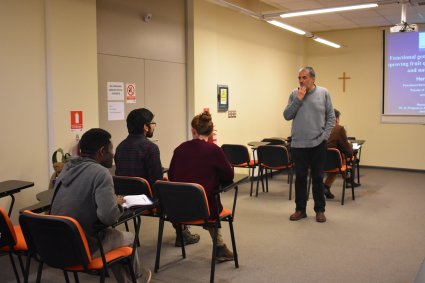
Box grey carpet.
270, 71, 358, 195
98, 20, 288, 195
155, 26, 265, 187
2, 168, 425, 283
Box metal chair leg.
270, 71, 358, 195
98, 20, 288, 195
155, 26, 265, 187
265, 169, 269, 192
154, 218, 165, 273
127, 257, 137, 283
288, 167, 293, 200
341, 172, 346, 205
351, 169, 356, 201
9, 253, 21, 283
63, 270, 70, 283
249, 167, 255, 196
228, 218, 239, 268
73, 272, 79, 283
23, 254, 31, 283
210, 222, 219, 283
178, 225, 186, 258
35, 262, 43, 283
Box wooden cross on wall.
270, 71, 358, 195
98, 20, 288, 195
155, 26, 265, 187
338, 72, 351, 92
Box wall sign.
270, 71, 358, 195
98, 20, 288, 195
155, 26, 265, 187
126, 83, 136, 103
70, 111, 83, 131
107, 82, 124, 101
108, 102, 125, 121
217, 85, 229, 112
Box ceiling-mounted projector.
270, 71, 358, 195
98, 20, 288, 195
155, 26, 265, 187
390, 21, 418, 33
389, 2, 419, 33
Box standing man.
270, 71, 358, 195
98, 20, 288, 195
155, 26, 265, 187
115, 108, 200, 246
50, 128, 151, 283
283, 67, 335, 223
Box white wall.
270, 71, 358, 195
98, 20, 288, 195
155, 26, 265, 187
190, 0, 306, 148
0, 0, 98, 221
307, 28, 425, 170
0, 0, 47, 221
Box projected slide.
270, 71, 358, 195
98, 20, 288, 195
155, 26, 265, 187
386, 32, 425, 115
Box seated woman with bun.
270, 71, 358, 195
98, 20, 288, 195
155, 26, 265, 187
168, 111, 235, 262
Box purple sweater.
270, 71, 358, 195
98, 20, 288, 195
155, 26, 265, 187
168, 139, 234, 217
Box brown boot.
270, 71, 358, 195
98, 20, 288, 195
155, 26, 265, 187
216, 244, 234, 263
175, 228, 200, 247
289, 211, 307, 221
316, 212, 326, 223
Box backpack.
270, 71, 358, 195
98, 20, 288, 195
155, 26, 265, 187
48, 148, 72, 189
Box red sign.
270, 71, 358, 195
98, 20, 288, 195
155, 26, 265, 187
126, 83, 136, 103
71, 111, 83, 131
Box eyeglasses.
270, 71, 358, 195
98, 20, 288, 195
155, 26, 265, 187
150, 122, 157, 126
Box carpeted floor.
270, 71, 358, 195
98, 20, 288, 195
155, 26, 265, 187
2, 167, 425, 283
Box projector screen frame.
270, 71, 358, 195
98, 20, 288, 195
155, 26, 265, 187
382, 27, 425, 124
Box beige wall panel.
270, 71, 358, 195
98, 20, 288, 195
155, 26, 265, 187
0, 0, 47, 220
45, 0, 99, 152
145, 61, 187, 168
192, 1, 305, 148
97, 0, 185, 63
307, 28, 425, 170
97, 0, 187, 169
97, 54, 145, 151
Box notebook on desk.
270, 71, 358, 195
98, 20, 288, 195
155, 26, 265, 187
122, 194, 153, 209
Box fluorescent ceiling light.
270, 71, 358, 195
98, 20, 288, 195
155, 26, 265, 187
313, 37, 341, 48
280, 3, 378, 18
267, 20, 306, 35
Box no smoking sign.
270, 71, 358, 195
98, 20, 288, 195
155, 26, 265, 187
126, 83, 136, 103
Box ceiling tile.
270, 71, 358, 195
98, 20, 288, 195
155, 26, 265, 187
214, 0, 425, 32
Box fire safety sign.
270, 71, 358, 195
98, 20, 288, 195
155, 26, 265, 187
71, 111, 83, 131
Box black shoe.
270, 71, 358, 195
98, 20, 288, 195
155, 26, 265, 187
324, 191, 335, 199
324, 187, 335, 199
175, 228, 200, 247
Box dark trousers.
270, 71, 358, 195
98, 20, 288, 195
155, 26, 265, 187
291, 141, 327, 213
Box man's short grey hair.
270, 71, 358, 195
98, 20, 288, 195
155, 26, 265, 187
299, 66, 316, 78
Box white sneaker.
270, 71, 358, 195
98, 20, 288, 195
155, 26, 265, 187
137, 267, 152, 283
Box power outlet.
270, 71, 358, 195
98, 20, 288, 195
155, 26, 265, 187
228, 110, 237, 118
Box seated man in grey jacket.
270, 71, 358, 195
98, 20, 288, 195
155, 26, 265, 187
50, 128, 150, 283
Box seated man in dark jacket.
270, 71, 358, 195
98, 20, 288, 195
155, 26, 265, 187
324, 109, 353, 199
115, 108, 199, 247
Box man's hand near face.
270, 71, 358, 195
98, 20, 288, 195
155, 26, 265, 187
297, 86, 307, 101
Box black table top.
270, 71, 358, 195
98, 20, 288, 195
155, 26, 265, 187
0, 180, 34, 197
247, 141, 270, 149
216, 173, 248, 194
20, 189, 54, 214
